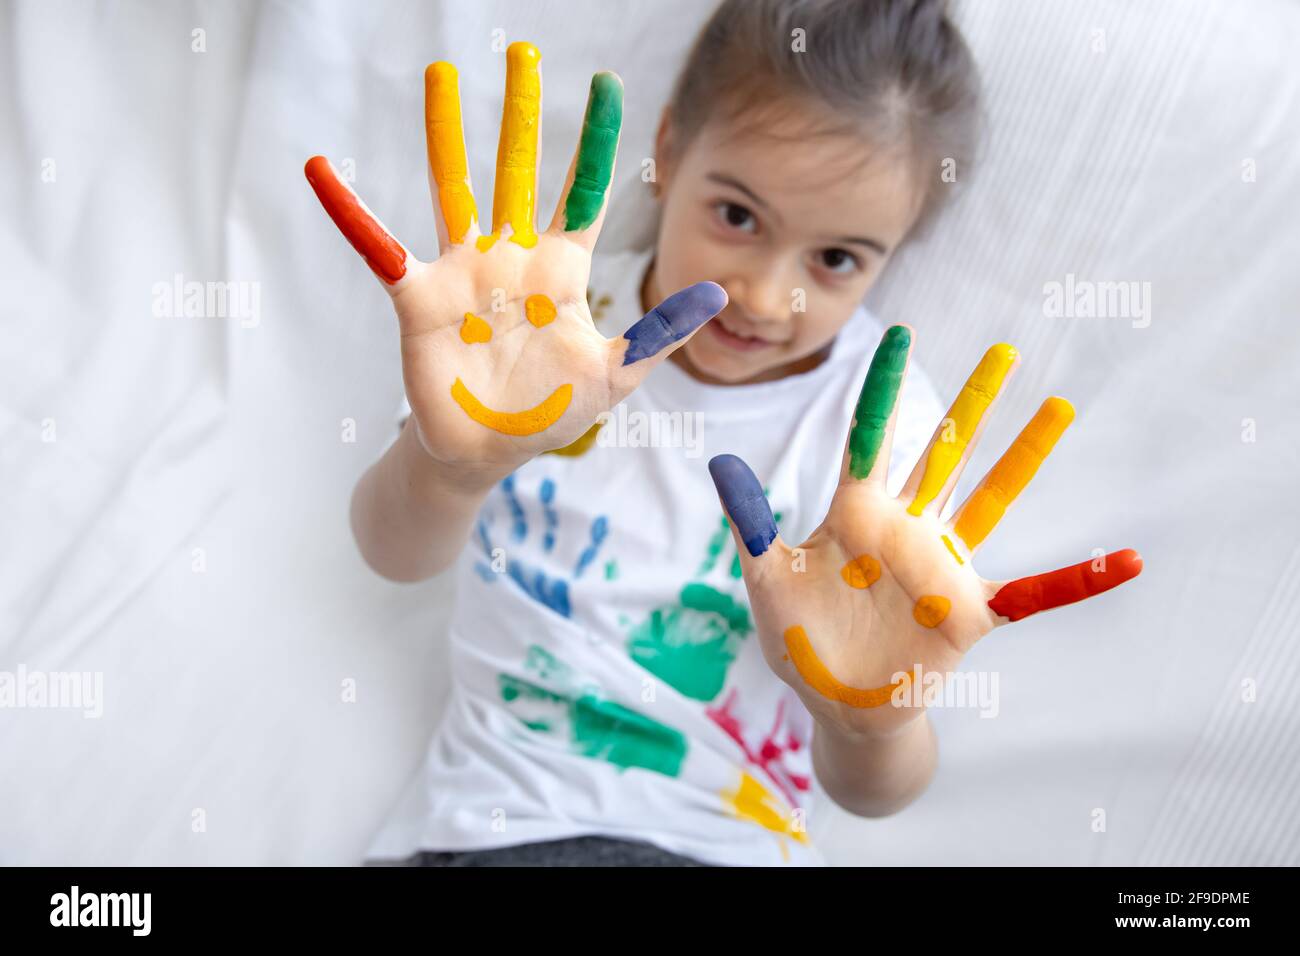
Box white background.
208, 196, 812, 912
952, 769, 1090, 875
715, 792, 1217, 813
1, 0, 1297, 865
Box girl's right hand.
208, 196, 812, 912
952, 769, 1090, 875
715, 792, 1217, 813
305, 42, 725, 486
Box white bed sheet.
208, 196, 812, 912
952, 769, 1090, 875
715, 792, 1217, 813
1, 0, 1297, 865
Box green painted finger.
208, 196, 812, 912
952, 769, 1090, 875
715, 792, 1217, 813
563, 72, 623, 231
848, 325, 910, 480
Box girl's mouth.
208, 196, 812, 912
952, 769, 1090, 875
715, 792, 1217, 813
708, 319, 773, 352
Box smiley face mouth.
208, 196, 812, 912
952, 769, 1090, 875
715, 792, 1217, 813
450, 377, 573, 436
783, 625, 911, 708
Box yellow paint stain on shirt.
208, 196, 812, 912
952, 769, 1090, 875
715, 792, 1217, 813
908, 343, 1017, 517
487, 42, 540, 249
840, 554, 882, 589
459, 312, 492, 344
450, 378, 571, 436
525, 294, 557, 327
424, 62, 478, 244
954, 396, 1075, 550
912, 595, 952, 628
720, 771, 809, 862
544, 420, 603, 457
783, 625, 911, 708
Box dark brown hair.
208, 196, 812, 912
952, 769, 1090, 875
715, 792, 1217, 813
665, 0, 982, 234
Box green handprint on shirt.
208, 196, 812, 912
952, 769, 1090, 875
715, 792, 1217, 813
624, 496, 781, 702
498, 645, 687, 777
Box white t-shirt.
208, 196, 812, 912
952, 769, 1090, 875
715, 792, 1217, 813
366, 248, 943, 866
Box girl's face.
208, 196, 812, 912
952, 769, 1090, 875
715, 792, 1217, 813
647, 107, 924, 385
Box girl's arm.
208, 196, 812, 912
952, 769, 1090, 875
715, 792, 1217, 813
812, 713, 937, 817
350, 418, 500, 582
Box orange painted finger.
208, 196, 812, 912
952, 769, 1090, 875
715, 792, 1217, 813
424, 61, 479, 246
951, 397, 1075, 552
304, 156, 409, 285
988, 549, 1143, 623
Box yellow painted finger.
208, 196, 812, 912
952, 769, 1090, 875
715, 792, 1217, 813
425, 62, 478, 245
952, 396, 1074, 551
480, 41, 541, 251
907, 343, 1017, 517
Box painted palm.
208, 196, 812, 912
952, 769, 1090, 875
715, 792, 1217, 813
709, 325, 1144, 738
303, 42, 725, 476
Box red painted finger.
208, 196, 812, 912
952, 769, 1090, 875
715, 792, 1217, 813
304, 156, 408, 284
989, 548, 1143, 622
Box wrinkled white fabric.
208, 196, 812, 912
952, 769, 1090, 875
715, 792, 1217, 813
1, 0, 1297, 865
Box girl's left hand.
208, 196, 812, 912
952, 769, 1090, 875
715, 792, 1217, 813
708, 325, 1143, 740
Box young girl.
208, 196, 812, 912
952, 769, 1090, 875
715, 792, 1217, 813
306, 0, 1141, 867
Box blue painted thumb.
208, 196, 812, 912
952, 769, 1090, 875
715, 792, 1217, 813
622, 281, 727, 365
708, 454, 777, 558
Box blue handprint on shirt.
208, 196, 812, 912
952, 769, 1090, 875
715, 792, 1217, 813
474, 474, 608, 618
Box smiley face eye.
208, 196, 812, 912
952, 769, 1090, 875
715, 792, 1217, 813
460, 312, 492, 344
460, 294, 558, 346
525, 294, 557, 328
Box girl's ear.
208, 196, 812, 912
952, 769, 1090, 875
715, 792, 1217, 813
651, 108, 677, 199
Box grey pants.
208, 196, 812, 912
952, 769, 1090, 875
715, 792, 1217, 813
378, 835, 710, 867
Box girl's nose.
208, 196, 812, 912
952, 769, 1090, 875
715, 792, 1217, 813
727, 260, 796, 326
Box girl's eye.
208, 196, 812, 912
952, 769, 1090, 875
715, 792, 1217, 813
715, 201, 757, 234
818, 247, 861, 275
